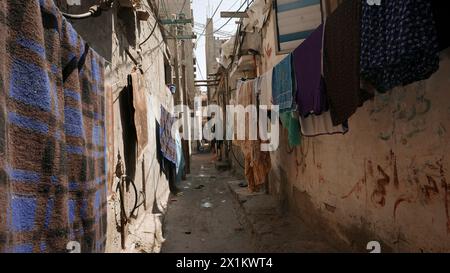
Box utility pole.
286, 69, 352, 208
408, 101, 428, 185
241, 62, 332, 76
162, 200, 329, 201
181, 39, 191, 175
169, 17, 191, 176
171, 24, 182, 105
205, 18, 214, 103
224, 70, 230, 161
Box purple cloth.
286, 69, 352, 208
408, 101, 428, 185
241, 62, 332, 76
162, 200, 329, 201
293, 24, 328, 117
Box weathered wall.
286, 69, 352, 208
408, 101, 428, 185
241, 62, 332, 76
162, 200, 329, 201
259, 9, 450, 252
57, 0, 172, 252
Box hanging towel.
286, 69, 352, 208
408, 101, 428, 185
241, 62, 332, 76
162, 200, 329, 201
160, 106, 177, 165
272, 54, 294, 113
323, 0, 363, 126
236, 80, 271, 192
0, 0, 107, 253
293, 24, 328, 117
280, 112, 301, 147
299, 111, 348, 137
175, 131, 185, 184
360, 0, 440, 93
255, 68, 273, 106
130, 72, 149, 159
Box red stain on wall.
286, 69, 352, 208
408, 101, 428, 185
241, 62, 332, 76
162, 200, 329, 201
367, 160, 374, 177
265, 44, 272, 58
422, 175, 440, 200
342, 179, 365, 200
371, 165, 390, 207
391, 151, 399, 189
393, 197, 413, 220
437, 160, 450, 233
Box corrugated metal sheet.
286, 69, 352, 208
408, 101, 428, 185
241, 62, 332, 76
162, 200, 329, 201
275, 0, 322, 52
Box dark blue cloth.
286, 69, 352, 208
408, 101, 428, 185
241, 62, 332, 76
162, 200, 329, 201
272, 54, 295, 113
360, 0, 440, 93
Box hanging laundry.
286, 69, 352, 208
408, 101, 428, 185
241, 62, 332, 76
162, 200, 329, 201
323, 0, 365, 126
299, 112, 348, 137
130, 72, 149, 159
160, 106, 177, 165
255, 67, 273, 106
175, 131, 185, 184
236, 80, 271, 192
293, 24, 328, 117
360, 0, 440, 93
280, 112, 301, 147
272, 54, 295, 113
0, 0, 107, 252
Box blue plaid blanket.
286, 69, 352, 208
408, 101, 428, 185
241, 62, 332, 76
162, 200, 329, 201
0, 0, 107, 253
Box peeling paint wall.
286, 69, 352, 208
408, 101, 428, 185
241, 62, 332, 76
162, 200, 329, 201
57, 1, 173, 252
258, 8, 450, 252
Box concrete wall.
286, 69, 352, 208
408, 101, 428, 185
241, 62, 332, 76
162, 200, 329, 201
257, 8, 450, 252
57, 0, 173, 252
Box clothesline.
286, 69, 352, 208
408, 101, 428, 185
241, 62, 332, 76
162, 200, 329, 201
236, 0, 447, 147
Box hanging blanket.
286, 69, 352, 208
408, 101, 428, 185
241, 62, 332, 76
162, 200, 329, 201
293, 24, 328, 117
360, 0, 440, 92
272, 54, 294, 113
160, 106, 177, 165
323, 0, 363, 126
0, 0, 107, 253
236, 80, 271, 192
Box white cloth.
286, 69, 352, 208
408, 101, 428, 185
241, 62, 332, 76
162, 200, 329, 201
243, 0, 271, 32
256, 68, 273, 106
299, 111, 348, 137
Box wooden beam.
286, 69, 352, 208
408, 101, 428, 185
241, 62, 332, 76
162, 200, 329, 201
195, 84, 219, 87
195, 80, 220, 83
220, 11, 248, 18
160, 18, 193, 25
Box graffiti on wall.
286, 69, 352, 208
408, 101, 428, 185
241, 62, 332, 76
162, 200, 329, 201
339, 152, 449, 233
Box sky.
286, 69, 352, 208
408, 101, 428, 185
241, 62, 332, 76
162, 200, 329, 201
192, 0, 248, 87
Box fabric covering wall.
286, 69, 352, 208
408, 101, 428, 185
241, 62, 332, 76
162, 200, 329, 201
0, 0, 107, 253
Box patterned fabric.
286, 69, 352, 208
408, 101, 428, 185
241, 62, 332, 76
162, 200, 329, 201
272, 54, 294, 113
360, 0, 440, 93
0, 0, 107, 253
160, 106, 177, 165
236, 80, 271, 192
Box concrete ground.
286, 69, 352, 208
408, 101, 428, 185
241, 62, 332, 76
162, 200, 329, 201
161, 152, 255, 253
161, 153, 342, 253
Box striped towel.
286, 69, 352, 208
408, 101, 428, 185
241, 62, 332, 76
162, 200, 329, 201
0, 0, 107, 253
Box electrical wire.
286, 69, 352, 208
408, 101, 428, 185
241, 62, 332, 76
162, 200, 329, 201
61, 0, 114, 19
178, 0, 188, 15
138, 10, 159, 48
194, 0, 254, 48
194, 52, 206, 80
194, 0, 225, 46
213, 0, 254, 34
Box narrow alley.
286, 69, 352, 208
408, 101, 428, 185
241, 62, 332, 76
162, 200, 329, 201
162, 152, 343, 253
162, 152, 255, 253
1, 0, 450, 260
